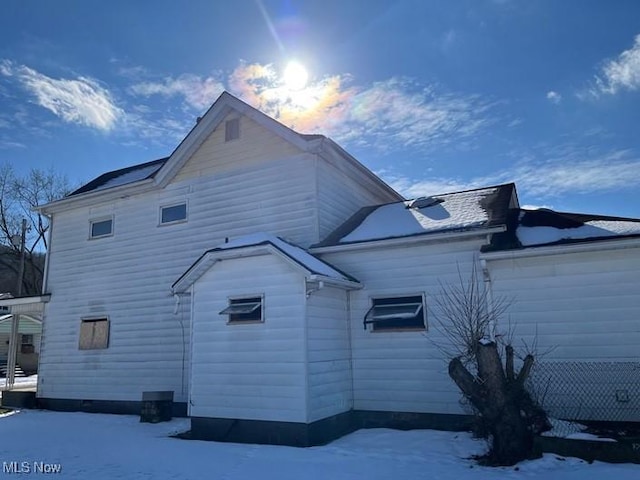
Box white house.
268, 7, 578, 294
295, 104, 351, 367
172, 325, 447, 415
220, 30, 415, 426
28, 92, 640, 445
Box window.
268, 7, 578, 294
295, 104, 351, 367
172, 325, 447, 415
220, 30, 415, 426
20, 334, 34, 354
90, 218, 113, 238
220, 296, 263, 323
225, 118, 240, 142
79, 318, 110, 350
160, 203, 187, 224
364, 295, 426, 331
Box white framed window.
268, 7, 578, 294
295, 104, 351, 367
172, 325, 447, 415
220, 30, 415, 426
364, 294, 426, 332
89, 217, 113, 239
225, 118, 240, 142
79, 317, 110, 350
220, 296, 263, 324
160, 202, 187, 225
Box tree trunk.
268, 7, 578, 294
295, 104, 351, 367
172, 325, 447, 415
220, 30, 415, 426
448, 341, 543, 466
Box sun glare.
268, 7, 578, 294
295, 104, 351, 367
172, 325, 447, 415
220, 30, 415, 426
283, 61, 308, 91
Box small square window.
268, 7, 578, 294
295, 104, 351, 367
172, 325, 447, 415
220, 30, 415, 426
364, 295, 426, 331
90, 218, 113, 238
225, 118, 240, 142
160, 203, 187, 224
220, 297, 263, 323
20, 334, 34, 354
79, 318, 110, 350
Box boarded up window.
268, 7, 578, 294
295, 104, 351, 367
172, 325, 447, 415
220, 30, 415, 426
79, 318, 110, 350
225, 118, 240, 142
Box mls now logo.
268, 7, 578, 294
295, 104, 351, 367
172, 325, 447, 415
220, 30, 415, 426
3, 461, 62, 474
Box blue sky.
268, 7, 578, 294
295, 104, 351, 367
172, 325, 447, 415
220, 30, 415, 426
1, 0, 639, 217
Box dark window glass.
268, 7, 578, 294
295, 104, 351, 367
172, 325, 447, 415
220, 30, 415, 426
364, 295, 425, 331
161, 204, 187, 224
91, 219, 113, 238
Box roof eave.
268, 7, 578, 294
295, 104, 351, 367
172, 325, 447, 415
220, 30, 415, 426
37, 178, 156, 214
310, 226, 506, 254
480, 236, 640, 260
321, 138, 404, 201
172, 242, 353, 293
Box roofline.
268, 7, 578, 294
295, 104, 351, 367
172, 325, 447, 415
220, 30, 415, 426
0, 294, 51, 308
320, 138, 404, 201
519, 207, 640, 223
480, 236, 640, 260
310, 226, 506, 254
172, 242, 359, 293
37, 178, 156, 214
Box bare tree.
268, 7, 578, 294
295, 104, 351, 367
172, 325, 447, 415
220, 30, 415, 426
432, 263, 550, 466
0, 164, 71, 295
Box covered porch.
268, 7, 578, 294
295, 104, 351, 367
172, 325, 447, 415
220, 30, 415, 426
0, 295, 49, 393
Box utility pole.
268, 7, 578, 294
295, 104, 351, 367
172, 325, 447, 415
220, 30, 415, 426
5, 219, 27, 390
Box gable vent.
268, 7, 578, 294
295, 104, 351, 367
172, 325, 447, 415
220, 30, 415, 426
225, 118, 240, 142
407, 196, 444, 209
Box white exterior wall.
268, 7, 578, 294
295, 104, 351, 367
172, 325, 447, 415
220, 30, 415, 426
321, 238, 486, 415
305, 286, 352, 422
486, 245, 640, 422
315, 156, 399, 240
189, 254, 307, 423
40, 115, 316, 404
486, 246, 640, 361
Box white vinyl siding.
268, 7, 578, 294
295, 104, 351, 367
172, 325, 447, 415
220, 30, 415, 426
321, 239, 485, 415
306, 286, 353, 422
486, 246, 640, 362
189, 254, 306, 422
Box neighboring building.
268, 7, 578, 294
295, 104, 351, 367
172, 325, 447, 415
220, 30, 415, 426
35, 92, 640, 446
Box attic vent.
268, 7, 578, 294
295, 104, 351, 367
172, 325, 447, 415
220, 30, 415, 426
225, 118, 240, 142
407, 196, 444, 209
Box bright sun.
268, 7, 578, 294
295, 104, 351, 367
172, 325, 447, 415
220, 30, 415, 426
283, 61, 308, 91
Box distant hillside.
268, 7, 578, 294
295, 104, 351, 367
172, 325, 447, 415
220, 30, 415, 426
0, 245, 45, 296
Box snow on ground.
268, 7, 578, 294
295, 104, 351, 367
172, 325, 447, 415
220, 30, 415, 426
0, 410, 639, 479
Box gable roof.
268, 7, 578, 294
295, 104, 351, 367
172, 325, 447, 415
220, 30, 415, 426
484, 208, 640, 252
313, 183, 516, 248
41, 91, 399, 211
172, 233, 360, 293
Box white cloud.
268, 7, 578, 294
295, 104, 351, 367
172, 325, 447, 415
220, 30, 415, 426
123, 62, 494, 152
546, 91, 562, 104
384, 150, 640, 200
130, 74, 225, 109
593, 34, 640, 95
228, 63, 494, 152
0, 60, 122, 131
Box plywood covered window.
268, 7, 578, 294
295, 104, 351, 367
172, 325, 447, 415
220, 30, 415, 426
79, 318, 110, 350
364, 295, 426, 331
220, 296, 263, 324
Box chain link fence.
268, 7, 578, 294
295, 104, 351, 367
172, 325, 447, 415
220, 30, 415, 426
528, 361, 640, 436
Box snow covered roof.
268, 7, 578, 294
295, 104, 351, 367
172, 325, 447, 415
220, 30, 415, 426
69, 157, 168, 196
314, 183, 516, 247
173, 233, 358, 292
484, 208, 640, 251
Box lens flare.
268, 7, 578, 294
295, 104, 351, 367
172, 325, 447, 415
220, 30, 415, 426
283, 61, 308, 91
